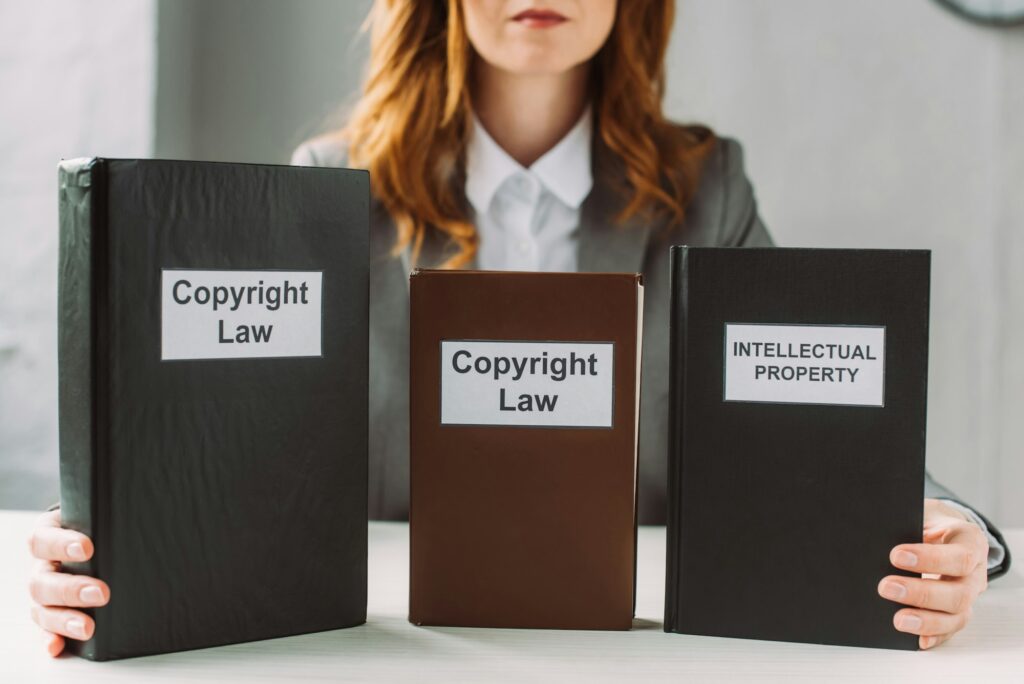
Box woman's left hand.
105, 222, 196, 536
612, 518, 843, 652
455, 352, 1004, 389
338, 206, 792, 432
878, 498, 989, 649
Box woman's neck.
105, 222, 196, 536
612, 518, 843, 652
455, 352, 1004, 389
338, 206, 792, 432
471, 59, 591, 168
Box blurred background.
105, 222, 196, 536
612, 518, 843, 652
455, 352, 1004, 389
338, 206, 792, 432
1, 0, 1022, 526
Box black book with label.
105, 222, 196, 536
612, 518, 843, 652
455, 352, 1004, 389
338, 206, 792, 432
665, 247, 929, 650
57, 158, 368, 660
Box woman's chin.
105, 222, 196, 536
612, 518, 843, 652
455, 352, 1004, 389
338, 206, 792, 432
487, 52, 583, 78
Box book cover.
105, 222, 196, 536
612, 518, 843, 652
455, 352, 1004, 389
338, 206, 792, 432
665, 247, 928, 650
57, 158, 368, 660
409, 270, 643, 630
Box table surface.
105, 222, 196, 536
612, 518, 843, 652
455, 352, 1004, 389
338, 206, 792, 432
1, 512, 1021, 682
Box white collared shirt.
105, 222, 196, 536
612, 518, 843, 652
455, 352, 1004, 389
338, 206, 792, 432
465, 107, 593, 271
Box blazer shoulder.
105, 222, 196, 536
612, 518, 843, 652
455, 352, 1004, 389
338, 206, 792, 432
697, 133, 749, 210
290, 132, 350, 168
658, 123, 745, 198
671, 125, 743, 185
662, 123, 773, 247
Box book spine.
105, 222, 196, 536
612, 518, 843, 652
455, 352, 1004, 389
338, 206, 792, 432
57, 158, 109, 660
663, 246, 689, 632
632, 276, 642, 617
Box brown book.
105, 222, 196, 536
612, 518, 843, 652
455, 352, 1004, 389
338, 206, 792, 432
409, 269, 644, 630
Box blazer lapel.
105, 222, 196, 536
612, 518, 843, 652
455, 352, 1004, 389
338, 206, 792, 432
577, 138, 654, 274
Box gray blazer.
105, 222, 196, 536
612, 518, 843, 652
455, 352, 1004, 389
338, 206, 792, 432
291, 130, 1004, 559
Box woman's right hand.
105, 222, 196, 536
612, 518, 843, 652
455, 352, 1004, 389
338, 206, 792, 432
26, 508, 110, 657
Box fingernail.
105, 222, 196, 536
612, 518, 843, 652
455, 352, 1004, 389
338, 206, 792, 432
921, 635, 937, 649
80, 586, 104, 605
67, 543, 87, 561
66, 618, 87, 638
897, 614, 922, 632
894, 550, 918, 568
879, 580, 907, 600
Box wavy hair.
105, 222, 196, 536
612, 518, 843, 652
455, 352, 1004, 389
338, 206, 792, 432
342, 0, 715, 268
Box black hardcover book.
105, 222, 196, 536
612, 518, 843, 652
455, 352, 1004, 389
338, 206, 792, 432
57, 158, 368, 660
665, 247, 929, 650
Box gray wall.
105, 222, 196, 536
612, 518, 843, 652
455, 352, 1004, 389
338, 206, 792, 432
0, 0, 156, 509
667, 1, 1024, 526
2, 0, 1022, 526
155, 0, 370, 164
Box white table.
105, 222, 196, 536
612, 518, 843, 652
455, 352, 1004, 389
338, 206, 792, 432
1, 511, 1021, 682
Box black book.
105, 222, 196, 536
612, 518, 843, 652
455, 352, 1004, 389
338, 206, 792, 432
665, 247, 929, 650
57, 158, 368, 660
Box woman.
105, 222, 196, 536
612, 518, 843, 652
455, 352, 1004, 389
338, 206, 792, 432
27, 0, 1007, 656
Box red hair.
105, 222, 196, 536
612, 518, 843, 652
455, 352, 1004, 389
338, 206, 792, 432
342, 0, 715, 268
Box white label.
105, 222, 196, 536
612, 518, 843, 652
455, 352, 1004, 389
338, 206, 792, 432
724, 324, 885, 407
440, 340, 614, 428
161, 269, 323, 361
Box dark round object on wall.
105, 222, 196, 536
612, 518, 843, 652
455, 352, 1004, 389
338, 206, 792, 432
934, 0, 1024, 26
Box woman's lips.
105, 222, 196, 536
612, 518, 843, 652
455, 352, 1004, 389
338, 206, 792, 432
511, 8, 568, 28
